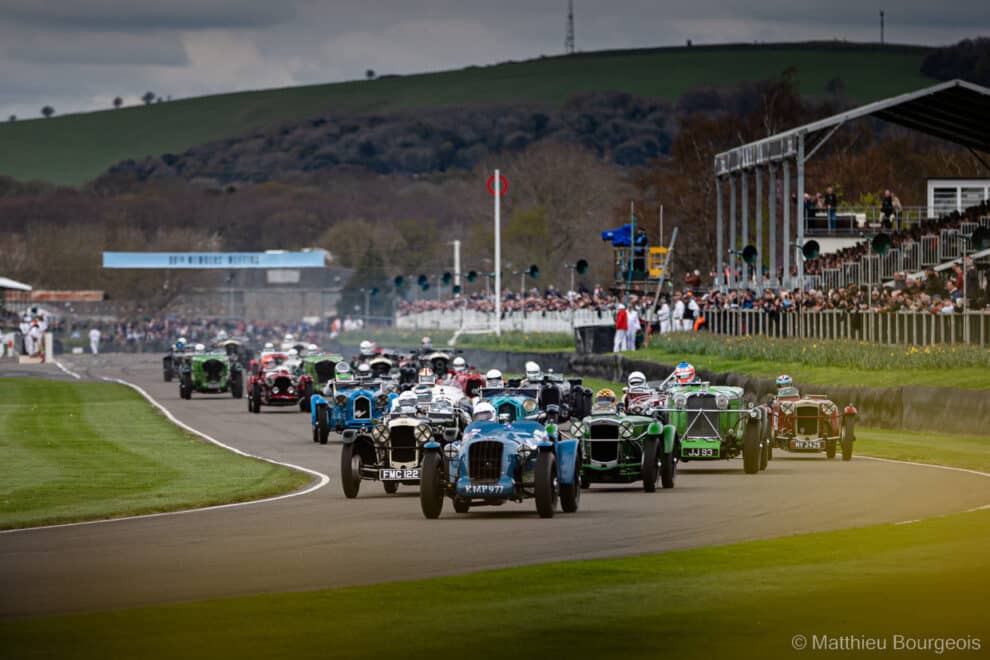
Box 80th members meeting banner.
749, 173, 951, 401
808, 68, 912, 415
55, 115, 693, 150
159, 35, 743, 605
102, 252, 327, 269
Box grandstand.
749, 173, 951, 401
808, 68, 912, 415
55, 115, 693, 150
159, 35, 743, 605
712, 79, 990, 292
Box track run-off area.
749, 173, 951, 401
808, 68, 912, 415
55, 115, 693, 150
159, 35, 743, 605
2, 354, 989, 618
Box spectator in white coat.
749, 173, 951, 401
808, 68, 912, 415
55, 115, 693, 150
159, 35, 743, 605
626, 305, 641, 351
89, 327, 101, 355
685, 293, 701, 331
672, 294, 685, 332
657, 298, 671, 334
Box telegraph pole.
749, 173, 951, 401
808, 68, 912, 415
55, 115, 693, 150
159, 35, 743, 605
565, 0, 575, 54
494, 169, 502, 337
880, 10, 885, 47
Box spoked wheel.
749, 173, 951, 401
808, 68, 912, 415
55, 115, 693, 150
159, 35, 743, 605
660, 439, 677, 489
317, 405, 330, 445
535, 451, 559, 518
340, 444, 362, 499
420, 452, 445, 519
825, 438, 837, 459
250, 386, 261, 414
560, 460, 581, 513
742, 423, 761, 474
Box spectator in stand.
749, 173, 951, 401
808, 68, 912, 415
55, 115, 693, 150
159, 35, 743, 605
626, 304, 641, 351
613, 304, 629, 352
684, 269, 702, 289
804, 193, 816, 224
824, 186, 838, 232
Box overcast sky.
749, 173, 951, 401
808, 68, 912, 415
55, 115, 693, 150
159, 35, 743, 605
1, 0, 986, 120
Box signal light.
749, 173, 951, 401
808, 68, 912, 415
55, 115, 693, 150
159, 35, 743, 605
527, 264, 539, 278
871, 234, 891, 256
466, 270, 478, 282
393, 275, 405, 289
801, 240, 821, 260
441, 272, 452, 285
575, 258, 588, 274
741, 245, 758, 264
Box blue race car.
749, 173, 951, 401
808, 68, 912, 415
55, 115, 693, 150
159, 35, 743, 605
478, 387, 544, 423
310, 379, 396, 444
419, 415, 581, 518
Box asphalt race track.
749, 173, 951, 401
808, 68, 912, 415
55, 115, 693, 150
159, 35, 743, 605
3, 354, 989, 618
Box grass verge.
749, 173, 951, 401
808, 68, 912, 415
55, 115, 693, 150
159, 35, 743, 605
3, 508, 987, 659
0, 378, 311, 530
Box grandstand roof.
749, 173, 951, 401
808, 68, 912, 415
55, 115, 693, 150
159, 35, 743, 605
715, 79, 990, 176
0, 276, 31, 292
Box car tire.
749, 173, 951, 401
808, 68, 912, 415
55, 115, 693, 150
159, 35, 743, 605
250, 385, 261, 414
759, 439, 769, 471
825, 438, 837, 459
340, 443, 362, 499
230, 372, 243, 399
580, 474, 590, 489
317, 405, 330, 445
642, 437, 661, 493
660, 440, 677, 489
311, 424, 318, 444
841, 417, 855, 462
535, 451, 558, 519
560, 460, 581, 514
742, 423, 761, 474
453, 496, 471, 514
420, 451, 445, 519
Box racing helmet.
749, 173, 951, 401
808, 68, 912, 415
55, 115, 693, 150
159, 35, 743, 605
263, 342, 274, 351
776, 374, 793, 389
452, 356, 467, 373
284, 334, 294, 342
485, 368, 503, 389
175, 337, 186, 350
524, 361, 542, 382
592, 388, 618, 414
627, 371, 647, 388
335, 362, 354, 381
473, 401, 496, 422
674, 362, 696, 384
288, 348, 299, 358
418, 367, 436, 385
194, 343, 205, 352
359, 340, 375, 356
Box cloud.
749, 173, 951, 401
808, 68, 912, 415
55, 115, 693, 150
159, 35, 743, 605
0, 0, 291, 31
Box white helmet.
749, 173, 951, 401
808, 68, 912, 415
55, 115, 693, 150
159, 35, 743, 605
485, 369, 503, 389
524, 361, 542, 382
308, 343, 318, 351
194, 343, 205, 352
473, 401, 496, 422
359, 340, 375, 356
627, 371, 646, 388
288, 348, 299, 358
284, 334, 294, 342
421, 336, 432, 348
452, 356, 467, 372
263, 342, 274, 351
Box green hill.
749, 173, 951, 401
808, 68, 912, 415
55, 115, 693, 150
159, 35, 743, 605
0, 42, 933, 186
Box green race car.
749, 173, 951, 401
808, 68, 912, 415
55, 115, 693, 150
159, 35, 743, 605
179, 351, 244, 400
662, 382, 768, 474
300, 352, 343, 387
571, 395, 679, 491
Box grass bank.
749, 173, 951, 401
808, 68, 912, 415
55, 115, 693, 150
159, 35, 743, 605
0, 378, 311, 530
4, 507, 986, 659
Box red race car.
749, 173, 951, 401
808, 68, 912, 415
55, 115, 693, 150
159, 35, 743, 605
766, 385, 857, 460
247, 352, 314, 413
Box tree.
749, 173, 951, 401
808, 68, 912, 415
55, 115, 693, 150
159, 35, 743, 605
41, 106, 54, 118
365, 69, 375, 80
113, 97, 123, 109
7, 115, 15, 122
339, 244, 390, 319
141, 91, 155, 105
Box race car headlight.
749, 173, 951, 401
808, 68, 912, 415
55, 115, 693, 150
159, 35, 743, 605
522, 398, 538, 414
781, 402, 794, 414
416, 424, 433, 444
287, 386, 295, 395
749, 407, 761, 420
673, 394, 687, 409
822, 402, 836, 415
715, 394, 729, 409
372, 424, 387, 444
619, 421, 634, 439
272, 386, 280, 394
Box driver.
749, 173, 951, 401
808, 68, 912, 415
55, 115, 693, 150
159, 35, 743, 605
775, 374, 799, 397
627, 371, 647, 389
334, 361, 355, 383
591, 388, 618, 414
472, 401, 496, 422
522, 361, 542, 386
393, 390, 419, 414
452, 356, 467, 373
673, 361, 697, 385
485, 368, 504, 389
359, 340, 376, 357
175, 337, 187, 352
421, 336, 433, 352
356, 363, 372, 380
261, 342, 275, 355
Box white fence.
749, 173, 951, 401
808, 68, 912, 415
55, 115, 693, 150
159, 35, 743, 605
397, 309, 613, 333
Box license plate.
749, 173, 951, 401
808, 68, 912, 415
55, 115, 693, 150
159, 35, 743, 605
793, 440, 822, 449
381, 468, 420, 481
683, 446, 718, 458
464, 484, 503, 496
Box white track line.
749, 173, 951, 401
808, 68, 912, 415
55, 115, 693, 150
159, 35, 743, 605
858, 455, 990, 479
52, 358, 81, 380
0, 377, 330, 535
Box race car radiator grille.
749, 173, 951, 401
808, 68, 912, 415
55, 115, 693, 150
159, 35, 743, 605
389, 427, 417, 464
497, 402, 516, 422
203, 359, 224, 381
589, 423, 619, 462
314, 360, 335, 383
273, 376, 293, 392
353, 396, 372, 421
796, 407, 819, 435
468, 441, 503, 483
685, 395, 718, 438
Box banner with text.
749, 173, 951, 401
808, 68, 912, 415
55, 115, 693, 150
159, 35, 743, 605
102, 252, 326, 269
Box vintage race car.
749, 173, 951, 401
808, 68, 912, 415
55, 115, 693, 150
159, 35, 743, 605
247, 360, 313, 413
766, 387, 858, 460
511, 373, 592, 422
622, 381, 669, 416
478, 387, 544, 423
179, 351, 243, 400
660, 382, 769, 474
419, 418, 581, 518
310, 380, 397, 443
163, 346, 188, 382
214, 338, 253, 369
446, 369, 486, 398
300, 352, 343, 386
339, 396, 470, 497
571, 408, 678, 491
